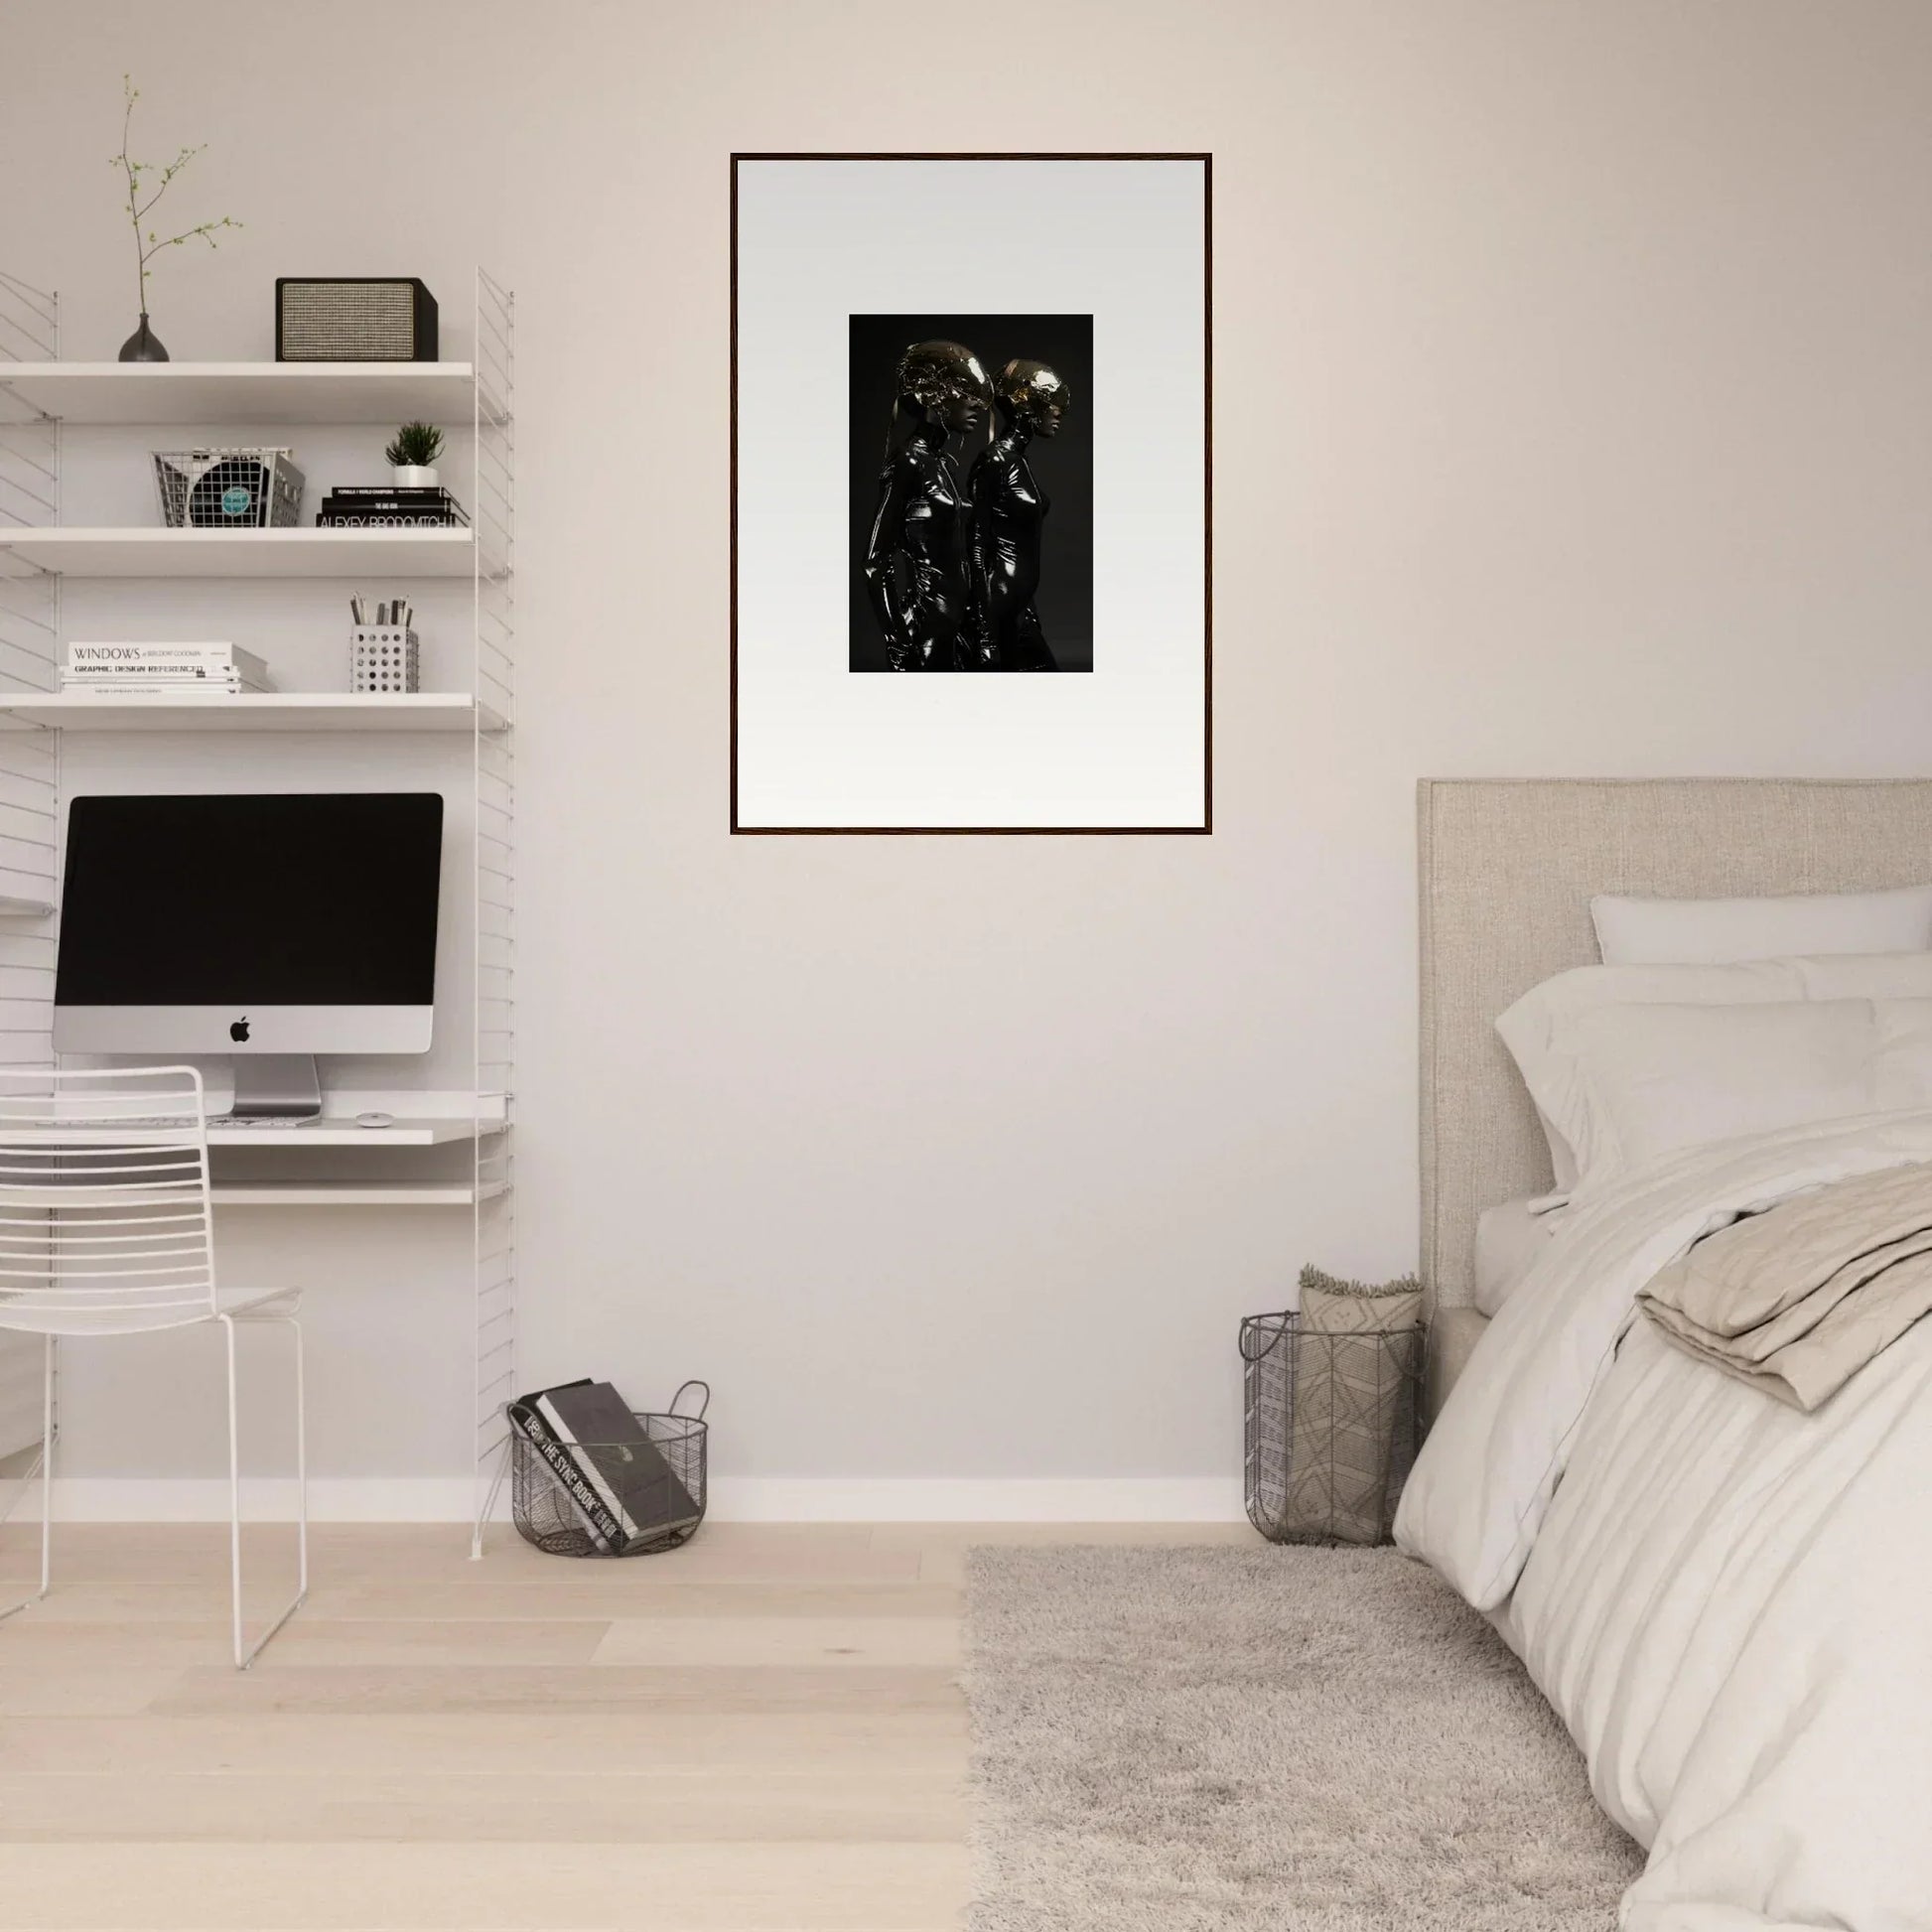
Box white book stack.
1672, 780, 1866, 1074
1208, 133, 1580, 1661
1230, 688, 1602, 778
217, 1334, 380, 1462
64, 642, 274, 696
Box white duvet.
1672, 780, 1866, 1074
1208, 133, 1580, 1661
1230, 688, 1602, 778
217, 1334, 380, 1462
1396, 1111, 1932, 1931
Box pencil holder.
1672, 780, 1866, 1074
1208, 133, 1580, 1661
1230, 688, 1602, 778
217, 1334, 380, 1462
350, 626, 420, 694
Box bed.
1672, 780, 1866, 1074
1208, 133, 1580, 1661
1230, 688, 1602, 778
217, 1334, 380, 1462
1402, 777, 1932, 1931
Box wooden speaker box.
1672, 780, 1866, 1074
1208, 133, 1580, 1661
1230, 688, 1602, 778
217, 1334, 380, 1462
275, 278, 439, 361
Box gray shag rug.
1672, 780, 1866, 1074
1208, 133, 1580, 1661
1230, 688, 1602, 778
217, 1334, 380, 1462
963, 1545, 1642, 1930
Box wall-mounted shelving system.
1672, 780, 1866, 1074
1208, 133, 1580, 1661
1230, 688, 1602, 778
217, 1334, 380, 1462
0, 266, 517, 1551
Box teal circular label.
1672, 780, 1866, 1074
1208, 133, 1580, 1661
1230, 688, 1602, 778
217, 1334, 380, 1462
220, 484, 252, 516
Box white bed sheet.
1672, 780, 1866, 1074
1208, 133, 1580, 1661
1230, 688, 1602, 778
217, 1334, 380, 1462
1399, 1111, 1932, 1929
1472, 1196, 1559, 1316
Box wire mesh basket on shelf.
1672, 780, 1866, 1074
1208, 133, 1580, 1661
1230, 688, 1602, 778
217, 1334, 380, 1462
152, 448, 305, 528
1242, 1311, 1423, 1547
508, 1381, 708, 1558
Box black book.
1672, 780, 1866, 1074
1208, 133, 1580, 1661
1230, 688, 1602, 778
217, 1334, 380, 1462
533, 1381, 703, 1551
317, 511, 469, 528
326, 484, 460, 501
319, 498, 469, 522
508, 1382, 621, 1550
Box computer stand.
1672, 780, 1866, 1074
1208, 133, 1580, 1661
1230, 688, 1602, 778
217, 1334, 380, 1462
228, 1055, 323, 1121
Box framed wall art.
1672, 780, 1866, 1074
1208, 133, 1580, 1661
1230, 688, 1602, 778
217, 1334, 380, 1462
732, 153, 1211, 834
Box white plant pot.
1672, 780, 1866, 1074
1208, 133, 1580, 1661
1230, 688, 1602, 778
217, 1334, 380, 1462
392, 466, 439, 488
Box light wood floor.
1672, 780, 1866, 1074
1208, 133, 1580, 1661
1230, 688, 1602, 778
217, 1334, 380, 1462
0, 1520, 1251, 1930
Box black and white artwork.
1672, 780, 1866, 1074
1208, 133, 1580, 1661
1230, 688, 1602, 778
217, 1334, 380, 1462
849, 315, 1093, 674
734, 154, 1208, 832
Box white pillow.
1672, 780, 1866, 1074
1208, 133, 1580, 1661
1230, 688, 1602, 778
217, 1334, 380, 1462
1591, 884, 1932, 965
1496, 953, 1932, 1198
1551, 998, 1932, 1191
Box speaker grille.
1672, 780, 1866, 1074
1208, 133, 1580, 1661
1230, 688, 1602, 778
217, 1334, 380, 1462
277, 281, 434, 360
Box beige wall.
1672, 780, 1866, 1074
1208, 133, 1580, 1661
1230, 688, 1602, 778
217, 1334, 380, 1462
6, 1, 1931, 1505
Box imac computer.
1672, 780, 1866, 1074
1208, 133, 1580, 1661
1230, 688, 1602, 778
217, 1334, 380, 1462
54, 792, 444, 1118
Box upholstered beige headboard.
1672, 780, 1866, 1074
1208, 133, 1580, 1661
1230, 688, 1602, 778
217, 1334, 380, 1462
1419, 777, 1932, 1311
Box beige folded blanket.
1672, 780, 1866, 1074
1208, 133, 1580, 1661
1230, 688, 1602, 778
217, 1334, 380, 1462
1639, 1160, 1932, 1410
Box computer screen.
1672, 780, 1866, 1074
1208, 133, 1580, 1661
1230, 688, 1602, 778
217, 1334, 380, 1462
54, 792, 444, 1055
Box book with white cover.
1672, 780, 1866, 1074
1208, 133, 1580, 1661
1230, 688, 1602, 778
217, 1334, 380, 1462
65, 661, 263, 676
61, 687, 268, 703
68, 642, 271, 685
62, 673, 267, 694
64, 675, 266, 687
63, 672, 266, 687
69, 640, 252, 657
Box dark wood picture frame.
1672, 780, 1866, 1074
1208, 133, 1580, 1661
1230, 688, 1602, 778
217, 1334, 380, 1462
730, 152, 1213, 836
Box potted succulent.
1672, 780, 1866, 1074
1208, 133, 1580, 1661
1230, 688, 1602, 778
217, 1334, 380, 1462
384, 422, 445, 489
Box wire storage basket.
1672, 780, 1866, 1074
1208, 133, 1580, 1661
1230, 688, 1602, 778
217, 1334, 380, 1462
1242, 1311, 1423, 1546
153, 448, 305, 528
508, 1381, 708, 1558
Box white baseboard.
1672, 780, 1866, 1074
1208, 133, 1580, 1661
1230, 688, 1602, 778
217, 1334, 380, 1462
32, 1478, 484, 1523
708, 1478, 1246, 1523
19, 1476, 1247, 1525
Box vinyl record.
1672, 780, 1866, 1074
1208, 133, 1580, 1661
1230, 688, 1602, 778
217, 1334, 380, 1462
187, 456, 270, 527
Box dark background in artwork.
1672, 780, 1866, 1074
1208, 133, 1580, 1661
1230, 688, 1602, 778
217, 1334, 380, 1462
849, 314, 1093, 673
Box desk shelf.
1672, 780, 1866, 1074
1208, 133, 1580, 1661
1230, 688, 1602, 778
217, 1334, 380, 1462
0, 1117, 493, 1150
0, 693, 505, 734
207, 1117, 489, 1149
211, 1179, 505, 1208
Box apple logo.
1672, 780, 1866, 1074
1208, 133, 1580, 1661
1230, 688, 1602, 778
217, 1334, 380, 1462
229, 1017, 250, 1043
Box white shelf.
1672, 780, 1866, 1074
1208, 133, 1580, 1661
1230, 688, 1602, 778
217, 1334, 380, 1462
0, 692, 504, 734
0, 360, 483, 426
0, 1118, 487, 1150
207, 1117, 484, 1149
0, 896, 53, 917
0, 527, 476, 579
211, 1180, 500, 1208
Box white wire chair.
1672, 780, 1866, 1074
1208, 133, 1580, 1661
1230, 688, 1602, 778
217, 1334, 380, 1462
0, 1065, 306, 1668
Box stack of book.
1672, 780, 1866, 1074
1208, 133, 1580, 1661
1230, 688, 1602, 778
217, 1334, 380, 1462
509, 1379, 704, 1555
64, 641, 273, 695
316, 485, 470, 529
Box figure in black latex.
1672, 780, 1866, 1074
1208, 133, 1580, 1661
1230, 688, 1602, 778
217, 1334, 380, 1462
862, 340, 992, 671
966, 358, 1069, 672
